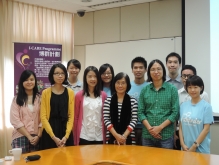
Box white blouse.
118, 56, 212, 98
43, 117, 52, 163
80, 96, 103, 141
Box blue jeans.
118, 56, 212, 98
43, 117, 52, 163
142, 136, 174, 149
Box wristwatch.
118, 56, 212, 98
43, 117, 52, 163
194, 141, 199, 147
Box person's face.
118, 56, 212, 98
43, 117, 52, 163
115, 77, 127, 94
150, 62, 163, 82
187, 85, 203, 99
132, 62, 146, 79
67, 63, 80, 78
53, 67, 65, 84
23, 74, 35, 91
166, 56, 181, 75
86, 71, 97, 88
181, 69, 194, 86
101, 67, 113, 84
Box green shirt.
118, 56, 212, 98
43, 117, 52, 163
138, 82, 179, 140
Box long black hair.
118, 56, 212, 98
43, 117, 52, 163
83, 66, 101, 97
99, 63, 115, 95
16, 70, 39, 106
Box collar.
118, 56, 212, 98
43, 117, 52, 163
67, 79, 82, 87
149, 81, 167, 90
178, 87, 187, 93
166, 74, 181, 83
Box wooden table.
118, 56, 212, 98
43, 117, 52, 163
2, 145, 219, 165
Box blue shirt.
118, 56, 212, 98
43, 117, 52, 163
66, 80, 83, 95
128, 81, 149, 128
128, 81, 149, 101
180, 99, 214, 153
103, 87, 111, 97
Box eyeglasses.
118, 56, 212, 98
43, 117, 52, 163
115, 82, 126, 86
102, 72, 112, 76
150, 68, 162, 72
181, 74, 193, 79
53, 73, 65, 76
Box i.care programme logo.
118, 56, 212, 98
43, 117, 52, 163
15, 49, 32, 70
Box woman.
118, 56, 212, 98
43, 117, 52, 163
138, 59, 179, 149
179, 75, 213, 154
40, 63, 74, 149
10, 70, 41, 153
103, 72, 138, 145
74, 66, 107, 145
99, 63, 115, 96
66, 59, 83, 94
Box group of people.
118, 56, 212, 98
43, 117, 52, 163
10, 52, 214, 155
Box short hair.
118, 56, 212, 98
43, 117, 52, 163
181, 65, 197, 75
67, 59, 81, 70
83, 66, 101, 97
16, 70, 39, 106
131, 56, 147, 69
99, 63, 115, 95
185, 75, 204, 94
112, 72, 131, 93
166, 52, 181, 64
147, 59, 166, 82
48, 63, 68, 85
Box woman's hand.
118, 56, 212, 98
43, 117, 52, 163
60, 137, 67, 147
52, 136, 62, 147
114, 133, 126, 145
30, 136, 40, 146
148, 127, 162, 139
181, 144, 189, 151
188, 144, 196, 152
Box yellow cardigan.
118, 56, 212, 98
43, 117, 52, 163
40, 87, 74, 139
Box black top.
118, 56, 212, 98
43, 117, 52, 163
40, 88, 73, 150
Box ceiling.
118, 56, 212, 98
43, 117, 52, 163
13, 0, 159, 13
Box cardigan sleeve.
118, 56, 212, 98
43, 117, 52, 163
40, 88, 55, 138
10, 97, 24, 129
64, 88, 74, 139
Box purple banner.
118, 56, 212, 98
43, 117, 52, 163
14, 43, 62, 95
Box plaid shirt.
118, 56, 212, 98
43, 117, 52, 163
138, 82, 179, 140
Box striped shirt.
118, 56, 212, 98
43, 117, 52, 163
138, 82, 179, 140
103, 96, 138, 144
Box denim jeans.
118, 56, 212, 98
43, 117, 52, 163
142, 136, 174, 149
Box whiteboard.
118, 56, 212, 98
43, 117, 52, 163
86, 37, 181, 81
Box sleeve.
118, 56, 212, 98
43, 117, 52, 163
203, 103, 214, 124
40, 89, 55, 138
167, 86, 180, 123
128, 98, 138, 131
37, 95, 42, 128
73, 92, 81, 144
138, 87, 147, 122
10, 97, 24, 129
103, 97, 113, 129
65, 88, 74, 139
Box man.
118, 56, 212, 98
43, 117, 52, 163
128, 56, 149, 145
165, 52, 183, 150
166, 52, 183, 90
178, 65, 209, 105
138, 59, 179, 149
